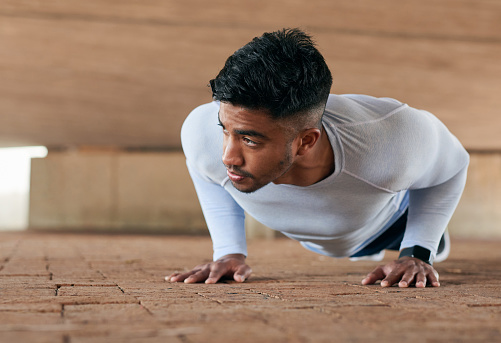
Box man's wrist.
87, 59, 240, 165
399, 246, 434, 265
219, 253, 247, 261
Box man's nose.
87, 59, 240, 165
222, 137, 243, 166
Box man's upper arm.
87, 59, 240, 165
398, 108, 469, 254
406, 109, 469, 190
181, 102, 223, 179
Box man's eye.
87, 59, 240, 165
243, 137, 257, 146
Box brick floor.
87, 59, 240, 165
0, 231, 500, 343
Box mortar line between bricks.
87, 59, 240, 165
242, 307, 312, 342
0, 257, 8, 271
246, 289, 286, 301
196, 293, 223, 305
1, 239, 21, 271
95, 269, 108, 280
55, 285, 61, 296
139, 300, 155, 316
55, 283, 119, 287
111, 280, 156, 316
44, 257, 54, 281
178, 333, 194, 343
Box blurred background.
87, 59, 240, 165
0, 0, 500, 238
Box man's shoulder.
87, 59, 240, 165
324, 94, 406, 126
182, 101, 220, 131
326, 95, 468, 190
181, 102, 225, 182
182, 101, 220, 143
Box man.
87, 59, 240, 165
167, 28, 469, 288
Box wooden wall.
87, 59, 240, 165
449, 152, 501, 239
29, 151, 206, 233
1, 1, 498, 237
1, 0, 500, 150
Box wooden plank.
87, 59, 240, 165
0, 2, 500, 149
1, 0, 500, 40
0, 17, 248, 147
314, 31, 501, 150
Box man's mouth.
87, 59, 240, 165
227, 169, 246, 182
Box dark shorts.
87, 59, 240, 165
350, 210, 408, 258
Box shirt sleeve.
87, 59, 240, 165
398, 109, 470, 256
401, 164, 468, 256
186, 162, 247, 261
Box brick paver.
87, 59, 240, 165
0, 232, 500, 342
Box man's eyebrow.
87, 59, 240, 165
234, 129, 267, 139
218, 112, 269, 139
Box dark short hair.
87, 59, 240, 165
210, 28, 333, 121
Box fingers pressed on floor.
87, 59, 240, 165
398, 269, 418, 287
235, 265, 252, 281
362, 266, 386, 285
414, 272, 427, 288
206, 270, 226, 284
185, 269, 210, 283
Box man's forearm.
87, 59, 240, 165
401, 165, 468, 254
187, 162, 248, 260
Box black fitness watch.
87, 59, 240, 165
399, 245, 434, 265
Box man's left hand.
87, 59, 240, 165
361, 257, 440, 288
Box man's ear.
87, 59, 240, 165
296, 128, 321, 156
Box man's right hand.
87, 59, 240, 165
165, 254, 252, 284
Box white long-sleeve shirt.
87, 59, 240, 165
181, 94, 469, 261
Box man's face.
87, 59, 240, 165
218, 102, 298, 193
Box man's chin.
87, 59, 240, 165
231, 180, 264, 194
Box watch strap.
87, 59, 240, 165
399, 245, 434, 265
